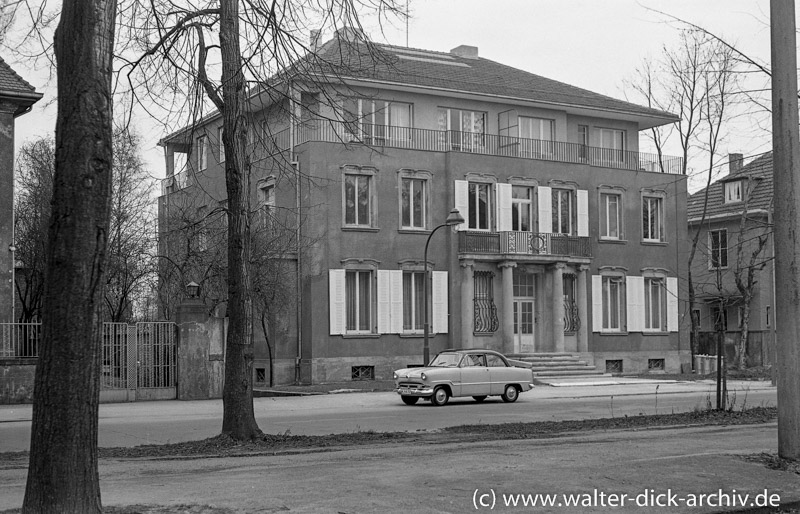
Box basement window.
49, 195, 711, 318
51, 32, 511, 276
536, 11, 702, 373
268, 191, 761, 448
351, 365, 375, 381
648, 359, 665, 372
605, 359, 623, 374
255, 368, 266, 384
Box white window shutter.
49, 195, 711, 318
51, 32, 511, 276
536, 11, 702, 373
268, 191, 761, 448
666, 277, 679, 332
592, 275, 603, 332
626, 276, 644, 332
377, 270, 391, 334
454, 180, 468, 231
577, 189, 589, 237
390, 270, 403, 334
496, 183, 513, 232
329, 269, 346, 335
538, 186, 552, 233
431, 271, 449, 334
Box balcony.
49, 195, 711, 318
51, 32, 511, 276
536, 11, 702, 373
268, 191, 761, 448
459, 231, 592, 258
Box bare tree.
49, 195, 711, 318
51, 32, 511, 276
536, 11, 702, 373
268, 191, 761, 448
22, 0, 117, 510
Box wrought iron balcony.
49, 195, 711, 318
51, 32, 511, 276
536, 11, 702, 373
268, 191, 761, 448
459, 231, 592, 258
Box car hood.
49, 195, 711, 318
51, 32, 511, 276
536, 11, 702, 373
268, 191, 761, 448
394, 367, 443, 379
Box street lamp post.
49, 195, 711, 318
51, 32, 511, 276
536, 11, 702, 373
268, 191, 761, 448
423, 208, 465, 365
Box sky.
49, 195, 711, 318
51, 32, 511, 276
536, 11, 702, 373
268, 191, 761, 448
8, 0, 780, 184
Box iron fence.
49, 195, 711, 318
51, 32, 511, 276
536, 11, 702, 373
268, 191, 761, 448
0, 323, 41, 358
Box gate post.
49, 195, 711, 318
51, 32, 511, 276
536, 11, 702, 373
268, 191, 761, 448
176, 294, 214, 400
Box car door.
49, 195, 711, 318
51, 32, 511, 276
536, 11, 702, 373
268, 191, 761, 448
458, 353, 491, 397
487, 354, 517, 395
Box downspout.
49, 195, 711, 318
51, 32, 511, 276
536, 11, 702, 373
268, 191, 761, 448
289, 82, 303, 383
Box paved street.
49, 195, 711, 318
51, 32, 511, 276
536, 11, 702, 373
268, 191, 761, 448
0, 379, 776, 452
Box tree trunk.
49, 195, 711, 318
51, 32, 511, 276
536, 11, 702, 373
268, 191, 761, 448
219, 0, 262, 440
22, 0, 116, 510
737, 299, 751, 369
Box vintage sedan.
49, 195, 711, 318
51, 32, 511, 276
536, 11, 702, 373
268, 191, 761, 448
393, 349, 535, 406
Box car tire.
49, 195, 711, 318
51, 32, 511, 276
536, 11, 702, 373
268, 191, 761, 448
501, 385, 519, 403
401, 395, 419, 406
472, 395, 487, 403
431, 386, 449, 406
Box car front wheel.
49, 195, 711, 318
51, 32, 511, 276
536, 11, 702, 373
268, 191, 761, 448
401, 395, 419, 406
501, 385, 519, 403
431, 386, 449, 406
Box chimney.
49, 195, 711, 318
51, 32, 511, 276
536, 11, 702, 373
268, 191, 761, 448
450, 45, 479, 59
310, 29, 322, 52
728, 153, 744, 174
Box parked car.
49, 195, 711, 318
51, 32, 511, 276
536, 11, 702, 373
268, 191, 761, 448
393, 349, 535, 406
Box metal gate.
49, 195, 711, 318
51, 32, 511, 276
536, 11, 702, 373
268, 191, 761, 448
101, 322, 177, 402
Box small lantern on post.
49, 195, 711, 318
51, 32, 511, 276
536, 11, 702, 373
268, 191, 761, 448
186, 281, 200, 299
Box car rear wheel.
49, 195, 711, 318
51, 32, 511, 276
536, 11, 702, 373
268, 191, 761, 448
501, 384, 519, 403
472, 396, 487, 403
401, 395, 419, 406
431, 386, 449, 406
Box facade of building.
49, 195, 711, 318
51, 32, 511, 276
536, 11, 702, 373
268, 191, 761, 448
0, 58, 42, 323
687, 153, 775, 366
158, 31, 690, 384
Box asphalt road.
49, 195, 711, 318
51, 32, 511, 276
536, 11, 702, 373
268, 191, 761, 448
0, 379, 776, 452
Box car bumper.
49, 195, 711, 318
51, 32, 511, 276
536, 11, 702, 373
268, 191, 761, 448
395, 385, 434, 397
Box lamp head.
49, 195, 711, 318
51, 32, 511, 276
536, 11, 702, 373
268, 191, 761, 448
445, 208, 465, 226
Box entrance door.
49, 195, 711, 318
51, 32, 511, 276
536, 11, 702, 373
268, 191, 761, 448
513, 299, 535, 353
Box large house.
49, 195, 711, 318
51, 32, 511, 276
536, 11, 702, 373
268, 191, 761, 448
687, 153, 775, 366
158, 29, 690, 385
0, 57, 42, 324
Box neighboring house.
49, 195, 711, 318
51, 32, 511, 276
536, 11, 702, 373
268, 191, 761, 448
687, 153, 775, 366
158, 29, 689, 385
0, 57, 42, 323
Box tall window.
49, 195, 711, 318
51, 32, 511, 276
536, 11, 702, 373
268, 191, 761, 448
600, 193, 621, 239
644, 277, 667, 331
602, 276, 623, 331
402, 271, 425, 332
218, 127, 225, 163
709, 229, 728, 269
344, 173, 371, 226
577, 125, 589, 161
596, 128, 625, 162
344, 98, 413, 142
724, 180, 743, 203
438, 108, 486, 150
259, 183, 275, 228
468, 182, 492, 230
197, 135, 207, 171
519, 117, 554, 156
401, 177, 426, 229
642, 196, 663, 242
511, 185, 533, 231
345, 270, 372, 333
552, 188, 574, 234
474, 271, 499, 333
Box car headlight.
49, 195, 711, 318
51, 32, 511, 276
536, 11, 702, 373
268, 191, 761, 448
420, 372, 427, 381
393, 372, 398, 379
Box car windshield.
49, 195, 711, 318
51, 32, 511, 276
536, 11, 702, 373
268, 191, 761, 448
428, 353, 462, 367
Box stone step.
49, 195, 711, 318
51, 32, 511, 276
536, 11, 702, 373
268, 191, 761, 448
534, 369, 610, 378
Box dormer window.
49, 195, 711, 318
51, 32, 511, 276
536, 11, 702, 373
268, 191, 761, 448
724, 180, 743, 203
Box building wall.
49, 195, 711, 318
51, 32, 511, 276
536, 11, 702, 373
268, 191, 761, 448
0, 106, 15, 322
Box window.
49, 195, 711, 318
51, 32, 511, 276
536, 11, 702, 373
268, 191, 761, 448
563, 274, 578, 333
474, 271, 499, 333
605, 359, 623, 373
766, 306, 771, 327
648, 359, 665, 371
197, 135, 207, 171
601, 275, 624, 331
711, 305, 728, 332
468, 182, 492, 230
258, 182, 275, 229
552, 188, 574, 234
642, 196, 664, 242
519, 117, 554, 156
351, 365, 375, 380
577, 125, 589, 161
644, 277, 667, 331
401, 177, 427, 229
344, 173, 372, 226
344, 98, 413, 143
438, 108, 486, 150
709, 229, 728, 269
511, 186, 533, 232
255, 368, 266, 383
218, 127, 225, 163
596, 128, 625, 162
402, 271, 425, 332
346, 270, 373, 333
724, 180, 743, 203
600, 192, 621, 239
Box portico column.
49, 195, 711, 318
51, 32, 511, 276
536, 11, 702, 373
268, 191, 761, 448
460, 260, 475, 348
553, 262, 566, 353
577, 264, 589, 353
499, 261, 517, 355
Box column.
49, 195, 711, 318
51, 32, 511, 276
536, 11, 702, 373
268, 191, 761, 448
499, 261, 516, 355
553, 262, 566, 353
577, 265, 589, 353
460, 260, 474, 348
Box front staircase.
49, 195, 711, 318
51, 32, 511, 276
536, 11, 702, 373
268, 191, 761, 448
506, 352, 609, 380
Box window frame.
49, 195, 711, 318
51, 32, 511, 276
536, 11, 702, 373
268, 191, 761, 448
342, 167, 377, 229
724, 180, 743, 203
402, 270, 426, 333
599, 191, 622, 240
437, 107, 487, 150
643, 276, 668, 332
551, 187, 575, 235
709, 228, 728, 269
595, 127, 626, 162
468, 181, 493, 231
346, 98, 414, 143
398, 170, 431, 231
511, 185, 534, 232
601, 274, 625, 332
197, 135, 208, 171
345, 269, 375, 334
257, 178, 276, 230
642, 195, 665, 243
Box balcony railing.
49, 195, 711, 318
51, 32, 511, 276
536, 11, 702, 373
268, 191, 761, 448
160, 121, 685, 195
459, 231, 592, 258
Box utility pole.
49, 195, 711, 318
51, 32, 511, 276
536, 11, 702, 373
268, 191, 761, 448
770, 0, 800, 460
